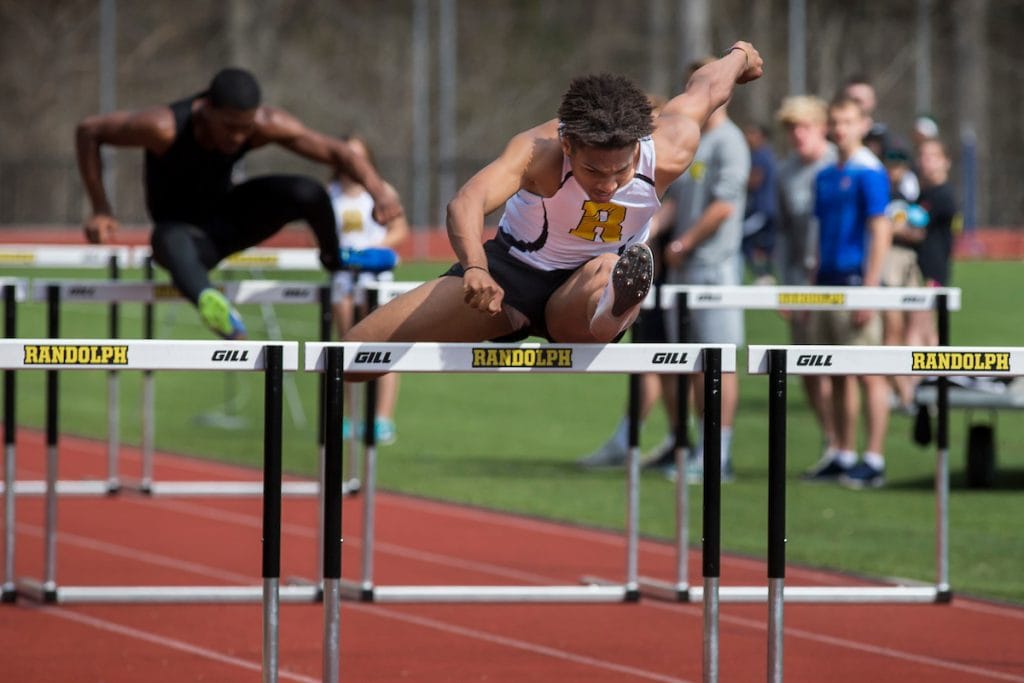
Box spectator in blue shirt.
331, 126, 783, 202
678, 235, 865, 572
804, 95, 893, 489
741, 123, 777, 283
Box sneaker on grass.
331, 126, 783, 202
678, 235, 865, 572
801, 452, 849, 482
641, 436, 680, 472
198, 288, 246, 339
682, 455, 735, 485
375, 418, 397, 446
577, 437, 627, 469
839, 461, 885, 489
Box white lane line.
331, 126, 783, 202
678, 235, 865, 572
702, 606, 1024, 683
349, 603, 691, 683
38, 607, 321, 683
14, 535, 690, 681
17, 499, 1024, 682
49, 434, 1024, 616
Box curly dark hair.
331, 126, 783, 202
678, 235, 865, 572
557, 74, 654, 149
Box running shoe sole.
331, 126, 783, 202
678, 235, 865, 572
610, 243, 654, 316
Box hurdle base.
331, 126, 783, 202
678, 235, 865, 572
0, 479, 116, 496
340, 579, 635, 604
636, 582, 946, 604
2, 584, 17, 603
119, 479, 321, 498
15, 578, 322, 604
636, 576, 694, 602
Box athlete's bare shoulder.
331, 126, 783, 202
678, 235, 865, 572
517, 119, 566, 197
249, 105, 304, 146
78, 104, 177, 155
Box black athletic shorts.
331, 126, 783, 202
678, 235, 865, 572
443, 234, 577, 341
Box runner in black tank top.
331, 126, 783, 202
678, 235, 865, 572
76, 67, 404, 339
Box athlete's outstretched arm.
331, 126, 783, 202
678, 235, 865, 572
445, 124, 553, 316
262, 108, 405, 225
652, 41, 763, 193
75, 107, 175, 243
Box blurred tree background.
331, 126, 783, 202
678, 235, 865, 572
0, 0, 1020, 236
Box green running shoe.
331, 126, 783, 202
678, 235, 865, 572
198, 288, 246, 339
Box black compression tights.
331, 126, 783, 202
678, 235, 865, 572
150, 174, 341, 303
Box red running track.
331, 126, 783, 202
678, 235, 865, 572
2, 430, 1023, 682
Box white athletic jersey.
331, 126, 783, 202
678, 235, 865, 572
497, 136, 659, 270
328, 182, 388, 250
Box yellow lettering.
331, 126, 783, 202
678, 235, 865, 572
997, 353, 1010, 371
23, 346, 38, 363
569, 201, 627, 243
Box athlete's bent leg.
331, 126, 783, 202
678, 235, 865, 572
546, 244, 652, 343
343, 276, 520, 381
222, 175, 343, 270
151, 221, 246, 338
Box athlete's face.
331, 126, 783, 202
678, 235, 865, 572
204, 106, 258, 154
563, 140, 639, 204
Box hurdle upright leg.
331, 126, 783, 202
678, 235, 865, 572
766, 350, 788, 683
261, 345, 284, 683
702, 348, 722, 683
936, 295, 951, 599
2, 284, 17, 602
322, 347, 344, 683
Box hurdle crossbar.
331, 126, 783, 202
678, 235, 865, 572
0, 244, 133, 269
25, 280, 329, 497
634, 286, 961, 607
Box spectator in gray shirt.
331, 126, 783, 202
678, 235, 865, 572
773, 95, 840, 468
648, 56, 751, 483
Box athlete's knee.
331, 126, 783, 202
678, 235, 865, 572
286, 175, 331, 208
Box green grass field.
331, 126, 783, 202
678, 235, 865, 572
3, 259, 1023, 604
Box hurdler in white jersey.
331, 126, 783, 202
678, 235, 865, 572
499, 136, 659, 271
344, 43, 763, 366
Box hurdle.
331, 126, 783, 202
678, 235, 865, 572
0, 245, 132, 493
306, 341, 735, 606
3, 339, 304, 679
630, 284, 961, 603
23, 279, 330, 498
748, 345, 1021, 682
0, 279, 28, 602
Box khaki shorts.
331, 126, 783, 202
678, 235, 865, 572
881, 245, 922, 288
810, 309, 883, 346
788, 310, 816, 345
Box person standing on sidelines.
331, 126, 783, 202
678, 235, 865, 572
880, 145, 928, 412
805, 95, 892, 489
328, 135, 409, 444
909, 138, 959, 346
741, 122, 778, 284
651, 56, 751, 483
75, 67, 403, 339
344, 44, 763, 358
772, 95, 840, 470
